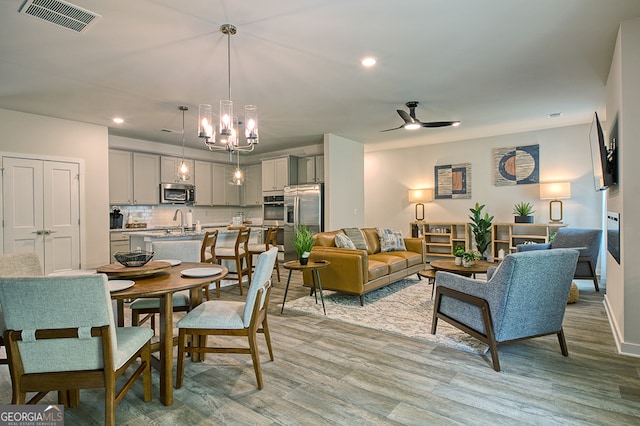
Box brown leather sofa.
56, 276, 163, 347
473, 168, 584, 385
302, 228, 425, 305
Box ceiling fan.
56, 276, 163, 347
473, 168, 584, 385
380, 101, 460, 132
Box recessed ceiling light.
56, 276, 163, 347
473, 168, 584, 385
548, 112, 563, 119
112, 117, 124, 124
361, 57, 376, 67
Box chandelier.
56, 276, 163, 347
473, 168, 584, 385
198, 24, 258, 153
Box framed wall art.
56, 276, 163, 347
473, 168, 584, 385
493, 144, 539, 186
435, 163, 471, 199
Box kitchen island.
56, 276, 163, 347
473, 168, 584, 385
129, 226, 262, 252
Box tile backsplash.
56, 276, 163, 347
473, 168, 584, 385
114, 205, 262, 229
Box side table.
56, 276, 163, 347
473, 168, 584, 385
281, 260, 331, 315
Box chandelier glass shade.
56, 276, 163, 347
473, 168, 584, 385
198, 24, 259, 153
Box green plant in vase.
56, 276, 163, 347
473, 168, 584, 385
462, 250, 480, 267
469, 202, 494, 259
513, 201, 535, 223
292, 225, 314, 265
453, 245, 465, 265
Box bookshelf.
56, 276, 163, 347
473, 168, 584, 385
492, 223, 566, 260
411, 222, 469, 258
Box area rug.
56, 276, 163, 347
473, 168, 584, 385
283, 277, 489, 355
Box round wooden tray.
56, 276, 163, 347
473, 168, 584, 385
96, 260, 171, 278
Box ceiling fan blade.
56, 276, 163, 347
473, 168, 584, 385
421, 121, 460, 128
397, 109, 414, 124
379, 125, 404, 132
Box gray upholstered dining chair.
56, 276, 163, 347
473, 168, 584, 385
176, 247, 278, 390
517, 227, 602, 291
130, 240, 201, 332
432, 249, 579, 371
0, 274, 153, 426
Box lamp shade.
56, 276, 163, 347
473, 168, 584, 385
539, 182, 571, 200
408, 188, 434, 203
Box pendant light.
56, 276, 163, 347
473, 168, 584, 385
232, 151, 244, 186
198, 24, 259, 153
177, 105, 191, 182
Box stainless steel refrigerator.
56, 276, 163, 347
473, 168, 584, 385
284, 183, 324, 261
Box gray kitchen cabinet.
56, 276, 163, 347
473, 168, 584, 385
109, 150, 133, 204
243, 164, 262, 206
194, 160, 213, 205
160, 156, 194, 184
108, 150, 159, 205
110, 232, 130, 262
262, 156, 297, 192
132, 152, 160, 205
298, 155, 324, 183
212, 163, 240, 206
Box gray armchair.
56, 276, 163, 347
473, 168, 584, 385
431, 249, 579, 371
517, 227, 602, 291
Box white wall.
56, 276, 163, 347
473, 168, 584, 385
324, 134, 364, 230
365, 124, 601, 235
605, 17, 640, 356
0, 108, 109, 268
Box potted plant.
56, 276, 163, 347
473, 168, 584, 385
513, 201, 535, 223
453, 245, 465, 266
469, 202, 494, 259
292, 225, 314, 265
462, 250, 480, 267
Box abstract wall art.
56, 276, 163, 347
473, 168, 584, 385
493, 144, 539, 186
435, 163, 471, 199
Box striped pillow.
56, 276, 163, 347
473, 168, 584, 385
342, 228, 369, 251
335, 233, 356, 249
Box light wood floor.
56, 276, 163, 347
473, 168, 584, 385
1, 270, 639, 425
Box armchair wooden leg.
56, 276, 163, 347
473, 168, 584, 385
557, 328, 569, 356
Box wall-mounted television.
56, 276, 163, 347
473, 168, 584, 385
589, 112, 618, 191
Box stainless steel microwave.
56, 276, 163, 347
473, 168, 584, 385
159, 183, 195, 204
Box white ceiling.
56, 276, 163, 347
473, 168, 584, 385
1, 0, 639, 154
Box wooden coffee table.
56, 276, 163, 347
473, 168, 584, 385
430, 259, 496, 278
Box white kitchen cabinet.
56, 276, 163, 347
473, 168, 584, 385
109, 150, 159, 205
160, 156, 194, 184
298, 155, 324, 183
109, 150, 133, 204
243, 164, 262, 206
194, 160, 213, 205
262, 156, 297, 192
212, 163, 240, 205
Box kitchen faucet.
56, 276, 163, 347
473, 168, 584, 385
173, 208, 184, 233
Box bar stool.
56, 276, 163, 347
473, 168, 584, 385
216, 227, 251, 296
248, 226, 281, 282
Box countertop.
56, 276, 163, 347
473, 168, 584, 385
110, 222, 265, 233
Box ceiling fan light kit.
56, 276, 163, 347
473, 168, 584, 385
381, 101, 460, 132
198, 24, 259, 154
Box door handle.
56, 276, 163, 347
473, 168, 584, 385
32, 230, 44, 235
43, 230, 56, 235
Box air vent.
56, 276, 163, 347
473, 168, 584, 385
19, 0, 101, 33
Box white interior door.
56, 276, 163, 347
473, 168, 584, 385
3, 157, 80, 274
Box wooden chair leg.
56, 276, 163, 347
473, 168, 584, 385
262, 318, 274, 361
247, 330, 263, 390
235, 258, 244, 296
176, 329, 187, 389
275, 261, 281, 282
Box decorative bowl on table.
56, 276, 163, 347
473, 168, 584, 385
114, 250, 154, 267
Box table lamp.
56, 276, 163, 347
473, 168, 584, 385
539, 182, 571, 223
408, 188, 433, 222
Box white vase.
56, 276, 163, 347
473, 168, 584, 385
455, 256, 462, 266
463, 259, 472, 267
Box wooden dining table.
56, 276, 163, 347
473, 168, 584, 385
104, 261, 228, 406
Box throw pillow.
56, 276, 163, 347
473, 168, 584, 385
335, 233, 356, 249
342, 227, 369, 250
376, 228, 407, 252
